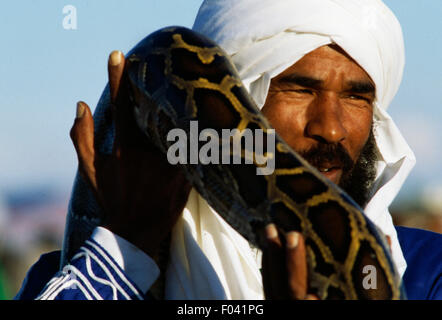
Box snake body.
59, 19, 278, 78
62, 27, 405, 299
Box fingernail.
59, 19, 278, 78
286, 232, 299, 249
109, 50, 122, 66
76, 101, 85, 118
265, 224, 278, 240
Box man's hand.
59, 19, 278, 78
70, 50, 320, 298
69, 50, 192, 258
262, 224, 319, 300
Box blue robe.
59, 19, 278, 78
14, 226, 442, 300
396, 226, 442, 300
15, 238, 146, 300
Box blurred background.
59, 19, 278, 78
0, 0, 441, 299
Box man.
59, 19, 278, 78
16, 0, 442, 300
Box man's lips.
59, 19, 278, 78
317, 166, 342, 184
297, 144, 354, 185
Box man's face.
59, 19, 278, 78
262, 45, 376, 205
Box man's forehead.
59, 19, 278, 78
313, 44, 355, 61
276, 44, 376, 89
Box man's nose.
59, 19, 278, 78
305, 94, 347, 144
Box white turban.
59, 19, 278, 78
164, 0, 416, 299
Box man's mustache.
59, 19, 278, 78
298, 143, 354, 175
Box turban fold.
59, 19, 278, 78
193, 0, 405, 110
164, 0, 416, 299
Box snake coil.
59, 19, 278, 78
62, 26, 405, 300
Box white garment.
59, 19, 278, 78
165, 189, 263, 299
91, 226, 160, 294
161, 0, 416, 300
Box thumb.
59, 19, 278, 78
70, 101, 97, 190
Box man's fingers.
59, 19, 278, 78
262, 227, 319, 300
262, 224, 280, 299
107, 49, 143, 153
285, 232, 308, 300
263, 224, 288, 299
70, 101, 94, 157
108, 50, 125, 103
70, 101, 97, 190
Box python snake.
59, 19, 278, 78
61, 26, 405, 300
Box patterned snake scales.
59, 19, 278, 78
61, 27, 405, 299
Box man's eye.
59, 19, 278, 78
347, 94, 370, 102
295, 89, 314, 94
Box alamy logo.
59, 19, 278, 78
362, 265, 377, 290
166, 121, 276, 175
62, 5, 77, 30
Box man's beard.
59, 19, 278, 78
298, 129, 377, 208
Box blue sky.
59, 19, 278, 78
0, 0, 441, 206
